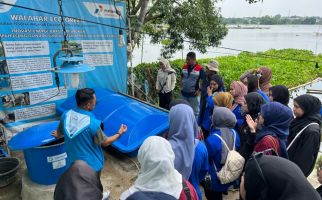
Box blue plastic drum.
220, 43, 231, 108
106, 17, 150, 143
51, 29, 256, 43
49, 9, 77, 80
23, 138, 68, 185
9, 121, 69, 185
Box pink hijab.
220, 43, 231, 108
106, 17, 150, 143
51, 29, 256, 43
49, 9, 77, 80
230, 81, 248, 105
258, 67, 272, 94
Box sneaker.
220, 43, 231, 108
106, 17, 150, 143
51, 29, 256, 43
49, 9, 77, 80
102, 191, 110, 200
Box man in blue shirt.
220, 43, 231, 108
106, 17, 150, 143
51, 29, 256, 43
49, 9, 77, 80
52, 88, 127, 173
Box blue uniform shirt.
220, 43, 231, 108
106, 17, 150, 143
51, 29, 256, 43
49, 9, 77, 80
189, 140, 209, 200
61, 108, 104, 172
232, 104, 245, 131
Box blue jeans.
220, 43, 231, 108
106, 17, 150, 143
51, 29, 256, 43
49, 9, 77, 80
181, 95, 200, 118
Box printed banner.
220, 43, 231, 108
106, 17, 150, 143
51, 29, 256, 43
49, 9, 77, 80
0, 0, 127, 128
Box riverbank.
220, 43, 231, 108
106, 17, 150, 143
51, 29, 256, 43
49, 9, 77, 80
132, 48, 322, 103
132, 25, 322, 66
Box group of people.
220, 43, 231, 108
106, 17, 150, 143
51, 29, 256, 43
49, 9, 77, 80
53, 51, 322, 200
153, 52, 322, 199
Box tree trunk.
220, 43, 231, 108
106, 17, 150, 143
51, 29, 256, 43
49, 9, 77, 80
127, 0, 150, 60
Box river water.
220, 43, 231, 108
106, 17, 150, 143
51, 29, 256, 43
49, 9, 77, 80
132, 25, 322, 66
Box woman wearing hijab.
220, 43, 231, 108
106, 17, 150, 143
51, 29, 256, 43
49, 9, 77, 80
213, 92, 234, 108
204, 107, 240, 200
287, 94, 322, 177
200, 92, 234, 139
238, 93, 265, 157
198, 74, 224, 126
120, 136, 198, 200
200, 75, 225, 138
243, 102, 293, 159
54, 160, 105, 200
230, 81, 248, 130
269, 85, 290, 106
240, 154, 321, 200
168, 103, 198, 179
156, 58, 177, 110
247, 74, 270, 103
258, 67, 272, 95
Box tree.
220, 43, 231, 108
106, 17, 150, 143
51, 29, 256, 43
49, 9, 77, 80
126, 0, 263, 58
127, 0, 228, 58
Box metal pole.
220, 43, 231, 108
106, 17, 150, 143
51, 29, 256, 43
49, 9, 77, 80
128, 16, 135, 96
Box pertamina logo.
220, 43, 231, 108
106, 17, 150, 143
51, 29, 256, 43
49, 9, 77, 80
83, 2, 123, 19
94, 4, 104, 14
0, 0, 17, 13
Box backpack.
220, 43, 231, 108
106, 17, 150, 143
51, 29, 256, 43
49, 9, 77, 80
180, 179, 198, 200
213, 130, 245, 184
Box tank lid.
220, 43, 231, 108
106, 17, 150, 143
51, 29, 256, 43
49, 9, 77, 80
8, 121, 60, 151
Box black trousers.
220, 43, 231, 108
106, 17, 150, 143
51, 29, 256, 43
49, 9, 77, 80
204, 189, 223, 200
159, 91, 172, 110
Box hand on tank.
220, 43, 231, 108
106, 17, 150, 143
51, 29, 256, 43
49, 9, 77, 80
51, 130, 60, 138
118, 124, 128, 135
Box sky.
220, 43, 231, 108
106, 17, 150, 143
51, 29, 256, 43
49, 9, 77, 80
218, 0, 322, 18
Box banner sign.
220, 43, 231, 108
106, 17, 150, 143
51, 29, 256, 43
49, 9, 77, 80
0, 0, 127, 128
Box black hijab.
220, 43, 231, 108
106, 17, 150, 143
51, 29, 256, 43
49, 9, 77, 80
245, 92, 265, 119
269, 85, 290, 106
244, 154, 321, 200
289, 94, 322, 136
209, 74, 224, 92
54, 160, 103, 200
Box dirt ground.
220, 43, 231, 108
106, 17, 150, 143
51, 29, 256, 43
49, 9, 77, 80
0, 149, 319, 200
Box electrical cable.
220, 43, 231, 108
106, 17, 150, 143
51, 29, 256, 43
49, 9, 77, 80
1, 1, 321, 66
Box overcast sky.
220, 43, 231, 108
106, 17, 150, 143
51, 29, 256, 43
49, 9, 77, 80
218, 0, 322, 17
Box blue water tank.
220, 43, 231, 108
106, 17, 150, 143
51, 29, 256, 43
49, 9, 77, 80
57, 88, 169, 153
9, 121, 69, 185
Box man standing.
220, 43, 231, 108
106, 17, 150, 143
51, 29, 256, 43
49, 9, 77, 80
198, 60, 221, 125
52, 88, 127, 173
181, 52, 205, 117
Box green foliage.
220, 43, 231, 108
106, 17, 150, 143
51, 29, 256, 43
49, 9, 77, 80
132, 49, 322, 103
140, 0, 228, 58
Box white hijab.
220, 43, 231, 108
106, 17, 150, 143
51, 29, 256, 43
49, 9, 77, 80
120, 136, 183, 200
159, 58, 176, 73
